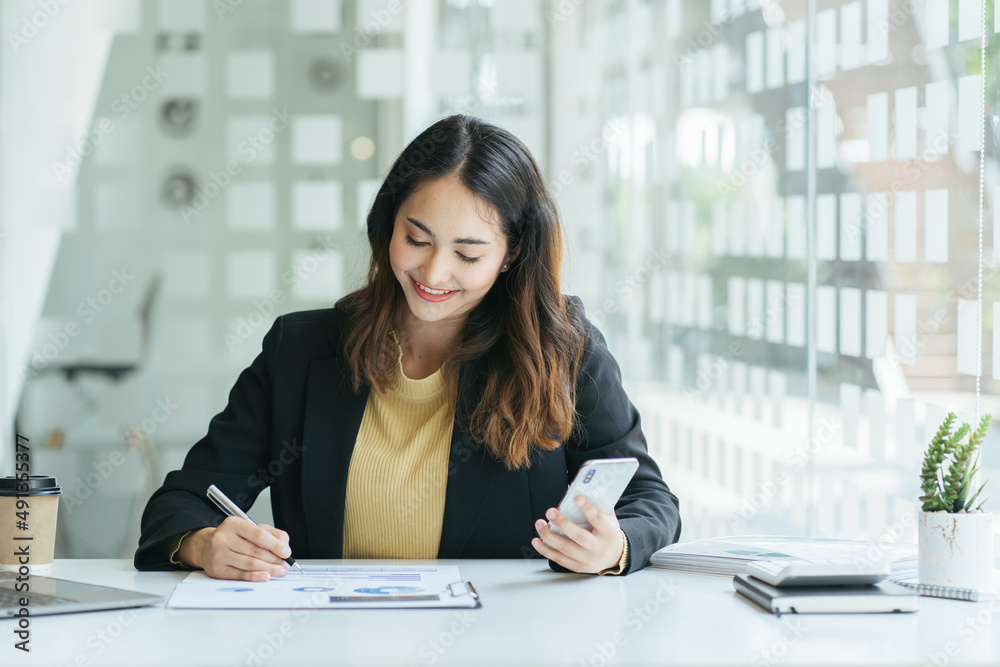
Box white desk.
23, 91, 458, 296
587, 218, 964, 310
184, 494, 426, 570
3, 559, 998, 667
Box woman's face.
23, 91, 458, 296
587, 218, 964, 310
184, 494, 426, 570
389, 173, 510, 328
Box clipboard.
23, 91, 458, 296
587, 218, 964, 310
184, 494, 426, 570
325, 580, 481, 609
166, 566, 482, 610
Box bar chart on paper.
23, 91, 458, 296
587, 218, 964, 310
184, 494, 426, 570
166, 565, 480, 609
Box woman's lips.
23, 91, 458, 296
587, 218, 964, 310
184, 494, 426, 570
411, 276, 458, 302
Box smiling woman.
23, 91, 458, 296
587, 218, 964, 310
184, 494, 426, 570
388, 174, 511, 352
135, 115, 680, 581
340, 116, 592, 465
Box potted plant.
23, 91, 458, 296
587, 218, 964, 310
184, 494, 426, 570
918, 412, 993, 589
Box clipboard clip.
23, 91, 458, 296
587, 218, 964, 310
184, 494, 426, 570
446, 580, 479, 601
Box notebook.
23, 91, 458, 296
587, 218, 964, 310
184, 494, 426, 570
891, 579, 1000, 602
0, 571, 164, 618
733, 573, 918, 614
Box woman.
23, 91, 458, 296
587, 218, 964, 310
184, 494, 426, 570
135, 115, 680, 580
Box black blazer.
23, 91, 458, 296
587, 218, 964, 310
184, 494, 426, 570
134, 298, 681, 574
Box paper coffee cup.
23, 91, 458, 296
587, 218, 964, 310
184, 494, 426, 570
0, 476, 61, 573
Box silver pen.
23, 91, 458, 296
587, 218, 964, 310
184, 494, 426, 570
206, 484, 305, 574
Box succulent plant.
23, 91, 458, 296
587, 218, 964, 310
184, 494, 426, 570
919, 412, 991, 513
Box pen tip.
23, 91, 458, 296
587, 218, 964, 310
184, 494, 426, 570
295, 563, 305, 574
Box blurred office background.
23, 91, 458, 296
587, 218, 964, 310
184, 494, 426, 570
1, 0, 998, 558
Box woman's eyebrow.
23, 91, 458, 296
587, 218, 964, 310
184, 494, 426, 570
407, 216, 490, 245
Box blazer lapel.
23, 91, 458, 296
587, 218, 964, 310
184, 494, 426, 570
300, 340, 369, 558
437, 364, 500, 557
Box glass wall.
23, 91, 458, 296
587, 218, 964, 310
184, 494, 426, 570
3, 0, 997, 555
566, 0, 999, 545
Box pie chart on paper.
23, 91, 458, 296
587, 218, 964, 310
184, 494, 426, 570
353, 586, 424, 595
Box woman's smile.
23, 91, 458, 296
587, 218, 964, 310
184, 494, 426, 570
410, 276, 459, 302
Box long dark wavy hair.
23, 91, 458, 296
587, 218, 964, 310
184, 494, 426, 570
336, 115, 586, 469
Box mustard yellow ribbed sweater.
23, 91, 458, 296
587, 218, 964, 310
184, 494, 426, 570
342, 334, 455, 558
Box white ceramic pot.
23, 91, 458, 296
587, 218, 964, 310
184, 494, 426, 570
918, 510, 994, 589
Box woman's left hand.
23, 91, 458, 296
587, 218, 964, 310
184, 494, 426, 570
531, 495, 624, 574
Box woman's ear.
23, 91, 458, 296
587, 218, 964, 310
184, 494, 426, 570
502, 244, 521, 271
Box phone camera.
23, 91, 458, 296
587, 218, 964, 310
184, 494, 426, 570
583, 470, 595, 483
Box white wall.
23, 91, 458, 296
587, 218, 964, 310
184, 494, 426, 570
0, 0, 116, 470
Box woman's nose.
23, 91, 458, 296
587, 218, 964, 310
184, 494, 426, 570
421, 251, 451, 288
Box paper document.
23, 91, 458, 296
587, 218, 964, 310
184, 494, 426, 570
167, 565, 479, 609
649, 536, 917, 577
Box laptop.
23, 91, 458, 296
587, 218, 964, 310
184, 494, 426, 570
0, 571, 164, 618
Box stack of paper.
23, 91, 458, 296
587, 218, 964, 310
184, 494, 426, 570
649, 536, 917, 578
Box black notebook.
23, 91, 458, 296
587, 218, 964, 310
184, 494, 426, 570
733, 573, 918, 614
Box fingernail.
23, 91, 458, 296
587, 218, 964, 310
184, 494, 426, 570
280, 567, 288, 576
546, 509, 556, 519
281, 546, 291, 558
575, 497, 586, 507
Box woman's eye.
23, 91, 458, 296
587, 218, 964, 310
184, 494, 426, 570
407, 235, 479, 264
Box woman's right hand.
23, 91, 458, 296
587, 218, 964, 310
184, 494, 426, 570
177, 517, 292, 582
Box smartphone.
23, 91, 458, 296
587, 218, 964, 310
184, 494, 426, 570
547, 457, 639, 536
